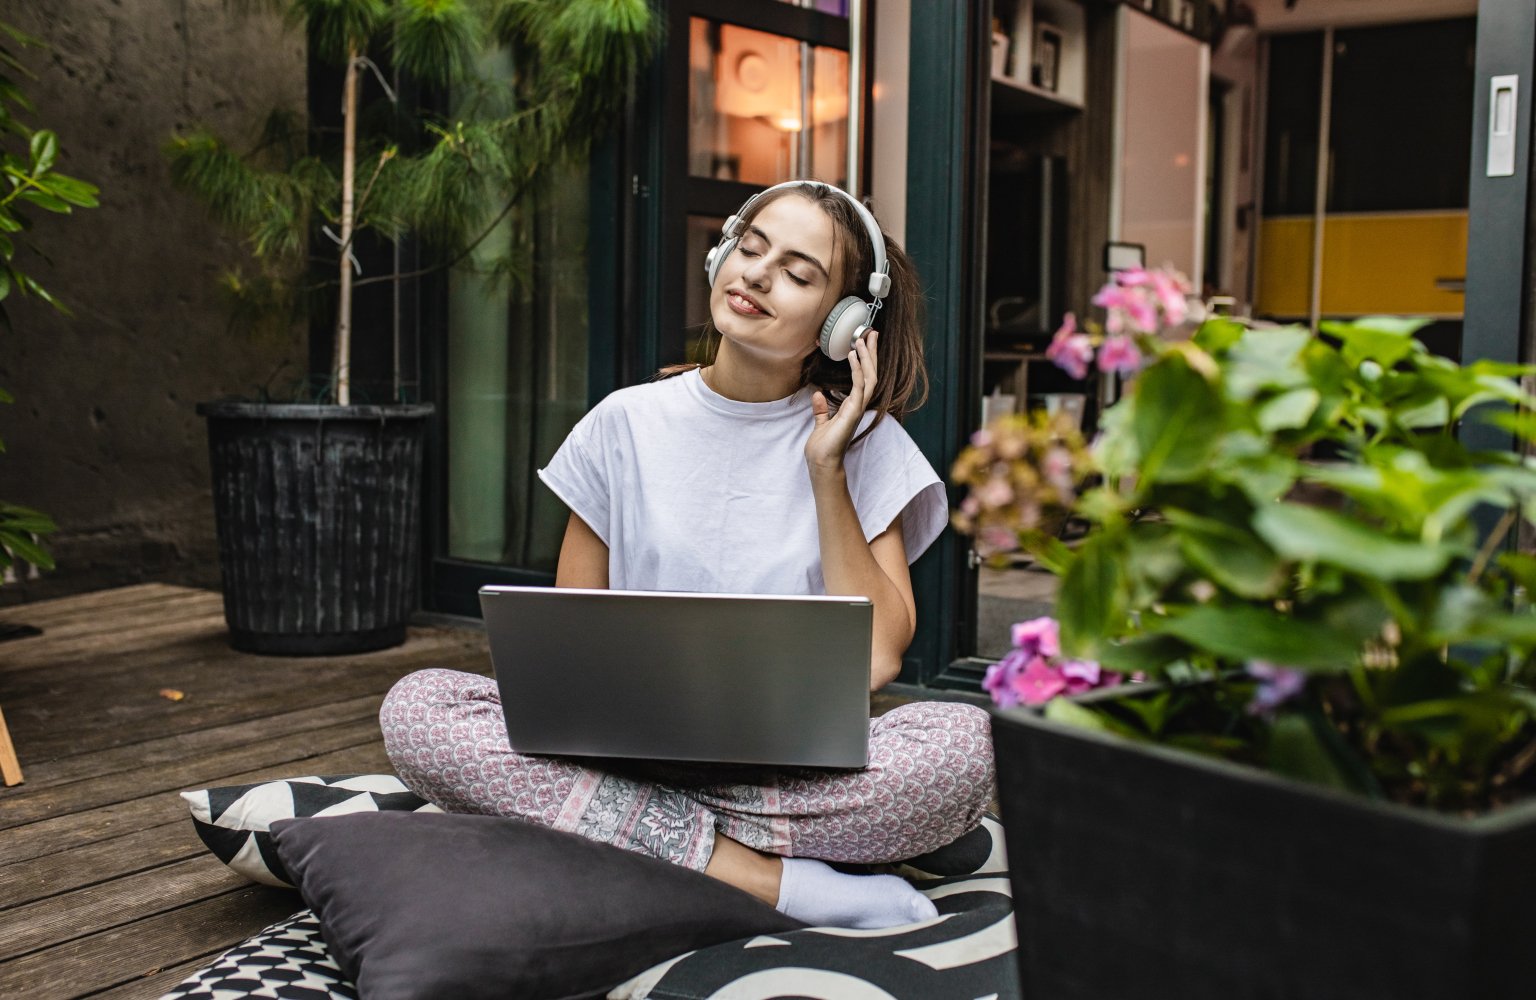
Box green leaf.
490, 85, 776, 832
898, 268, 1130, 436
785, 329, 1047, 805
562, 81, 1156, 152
1267, 710, 1378, 796
1257, 387, 1320, 432
1253, 502, 1453, 580
1320, 317, 1424, 370
1095, 633, 1191, 674
1163, 507, 1285, 599
1057, 532, 1124, 658
0, 528, 54, 571
1193, 317, 1245, 354
1149, 603, 1367, 668
18, 187, 70, 212
28, 128, 56, 173
1043, 697, 1120, 734
1223, 326, 1311, 401
1131, 353, 1223, 483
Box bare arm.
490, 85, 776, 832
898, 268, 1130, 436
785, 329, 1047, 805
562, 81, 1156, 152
813, 483, 916, 690
803, 330, 916, 691
554, 512, 609, 589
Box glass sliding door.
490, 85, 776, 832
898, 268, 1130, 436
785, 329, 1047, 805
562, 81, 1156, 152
445, 168, 590, 575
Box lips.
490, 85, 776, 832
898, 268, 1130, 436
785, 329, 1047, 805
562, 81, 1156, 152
726, 289, 768, 316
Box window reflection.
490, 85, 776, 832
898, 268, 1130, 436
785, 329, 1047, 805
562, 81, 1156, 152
689, 18, 848, 187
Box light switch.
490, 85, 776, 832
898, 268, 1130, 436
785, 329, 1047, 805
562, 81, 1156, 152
1488, 74, 1519, 178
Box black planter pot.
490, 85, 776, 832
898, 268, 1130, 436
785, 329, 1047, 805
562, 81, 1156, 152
197, 402, 434, 656
992, 703, 1536, 1000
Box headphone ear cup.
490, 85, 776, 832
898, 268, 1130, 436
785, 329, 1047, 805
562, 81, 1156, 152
819, 297, 869, 361
706, 237, 738, 288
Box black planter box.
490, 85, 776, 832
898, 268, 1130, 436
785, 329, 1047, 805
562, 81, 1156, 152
992, 703, 1536, 1000
198, 402, 434, 656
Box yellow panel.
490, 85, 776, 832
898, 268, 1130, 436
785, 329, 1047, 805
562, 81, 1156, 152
1255, 218, 1314, 319
1318, 213, 1467, 318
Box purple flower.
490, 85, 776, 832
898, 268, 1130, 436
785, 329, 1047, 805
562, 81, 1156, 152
1059, 658, 1123, 694
1246, 661, 1308, 715
1011, 616, 1061, 658
1097, 334, 1143, 375
983, 649, 1030, 708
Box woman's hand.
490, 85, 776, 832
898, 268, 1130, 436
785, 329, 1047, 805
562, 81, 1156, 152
805, 329, 879, 476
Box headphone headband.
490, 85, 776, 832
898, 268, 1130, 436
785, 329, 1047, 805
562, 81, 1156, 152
720, 181, 891, 301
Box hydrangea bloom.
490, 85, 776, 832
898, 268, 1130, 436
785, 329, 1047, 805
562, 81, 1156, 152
985, 617, 1122, 707
1046, 313, 1094, 379
1097, 334, 1143, 375
1246, 661, 1308, 715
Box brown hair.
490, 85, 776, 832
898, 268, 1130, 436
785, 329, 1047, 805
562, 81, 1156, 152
657, 182, 929, 438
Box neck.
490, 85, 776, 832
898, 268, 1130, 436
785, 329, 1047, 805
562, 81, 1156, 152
703, 341, 806, 402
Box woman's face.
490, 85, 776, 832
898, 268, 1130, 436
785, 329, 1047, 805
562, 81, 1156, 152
709, 194, 842, 364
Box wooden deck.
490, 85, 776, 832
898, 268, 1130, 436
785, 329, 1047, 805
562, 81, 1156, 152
0, 584, 492, 999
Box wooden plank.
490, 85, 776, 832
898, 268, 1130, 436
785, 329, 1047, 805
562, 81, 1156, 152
0, 741, 395, 866
88, 953, 227, 1000
0, 590, 222, 644
0, 717, 388, 830
10, 693, 386, 793
0, 584, 199, 628
3, 629, 487, 762
0, 613, 235, 672
0, 885, 302, 1000
0, 855, 255, 963
0, 821, 201, 910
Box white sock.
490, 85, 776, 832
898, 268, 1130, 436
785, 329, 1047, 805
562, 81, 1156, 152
774, 857, 939, 929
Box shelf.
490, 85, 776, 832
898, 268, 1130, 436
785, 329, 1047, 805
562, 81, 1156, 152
991, 74, 1083, 115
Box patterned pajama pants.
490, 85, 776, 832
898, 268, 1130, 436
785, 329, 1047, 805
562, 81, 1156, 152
380, 668, 996, 872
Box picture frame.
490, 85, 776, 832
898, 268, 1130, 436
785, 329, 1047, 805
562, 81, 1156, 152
1032, 23, 1062, 92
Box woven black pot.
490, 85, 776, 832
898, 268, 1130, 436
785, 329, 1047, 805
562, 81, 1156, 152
197, 402, 434, 655
992, 701, 1536, 1000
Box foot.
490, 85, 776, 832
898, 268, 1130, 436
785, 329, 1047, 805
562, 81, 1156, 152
775, 857, 939, 929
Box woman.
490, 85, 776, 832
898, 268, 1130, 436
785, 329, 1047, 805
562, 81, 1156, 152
382, 181, 995, 930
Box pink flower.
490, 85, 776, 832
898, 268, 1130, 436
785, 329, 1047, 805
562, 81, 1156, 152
1042, 447, 1075, 495
1152, 273, 1190, 326
1046, 316, 1094, 380
970, 428, 993, 447
960, 496, 981, 517
978, 524, 1019, 556
975, 476, 1014, 509
1013, 657, 1068, 705
1097, 334, 1143, 375
1011, 616, 1061, 658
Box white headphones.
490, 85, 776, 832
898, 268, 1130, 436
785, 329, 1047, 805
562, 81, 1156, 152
703, 181, 892, 362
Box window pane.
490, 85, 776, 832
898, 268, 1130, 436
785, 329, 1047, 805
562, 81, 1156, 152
781, 0, 849, 15
689, 18, 848, 186
1328, 19, 1474, 212
445, 162, 589, 571
1262, 31, 1323, 218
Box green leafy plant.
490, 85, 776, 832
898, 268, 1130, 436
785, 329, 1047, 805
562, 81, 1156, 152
1, 19, 99, 580
954, 267, 1536, 814
165, 0, 655, 405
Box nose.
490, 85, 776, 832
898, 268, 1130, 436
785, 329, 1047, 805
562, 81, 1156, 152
740, 251, 770, 290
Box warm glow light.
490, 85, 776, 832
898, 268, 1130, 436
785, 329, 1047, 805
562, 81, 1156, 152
1174, 153, 1191, 168
772, 116, 804, 132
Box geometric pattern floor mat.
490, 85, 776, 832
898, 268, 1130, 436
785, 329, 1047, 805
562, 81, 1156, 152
158, 911, 355, 1000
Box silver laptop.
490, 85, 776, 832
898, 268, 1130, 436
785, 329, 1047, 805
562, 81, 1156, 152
479, 585, 874, 768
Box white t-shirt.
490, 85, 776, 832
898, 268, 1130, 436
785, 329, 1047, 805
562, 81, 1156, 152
538, 369, 948, 595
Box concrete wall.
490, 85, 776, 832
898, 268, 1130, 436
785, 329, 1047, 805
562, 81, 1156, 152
0, 1, 307, 606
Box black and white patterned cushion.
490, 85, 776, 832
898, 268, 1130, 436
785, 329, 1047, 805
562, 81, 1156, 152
181, 774, 441, 887
160, 910, 354, 1000
609, 815, 1018, 1000
164, 814, 1018, 1000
